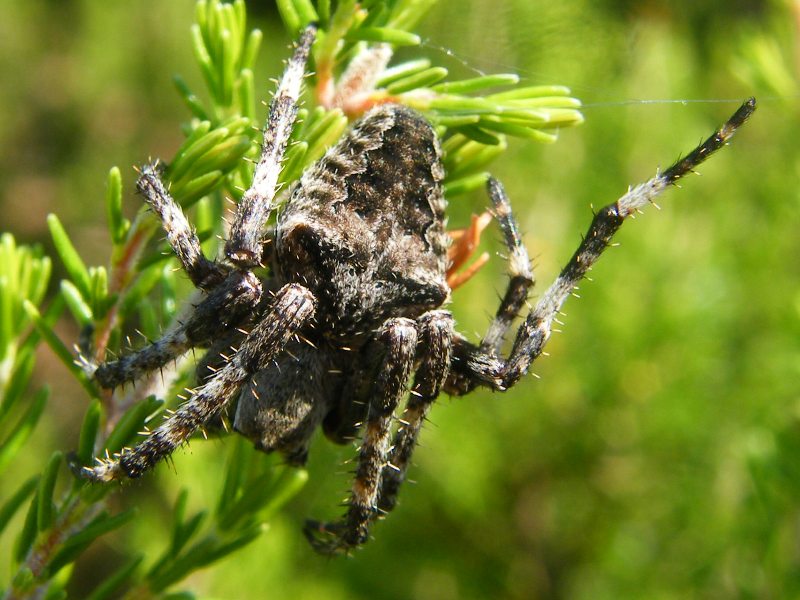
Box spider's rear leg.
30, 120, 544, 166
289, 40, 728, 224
305, 317, 419, 555
225, 24, 316, 268
92, 270, 263, 389
447, 98, 757, 393
83, 283, 316, 481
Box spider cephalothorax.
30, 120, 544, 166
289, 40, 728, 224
82, 24, 755, 555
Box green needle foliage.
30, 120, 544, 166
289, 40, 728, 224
0, 0, 582, 597
0, 236, 52, 478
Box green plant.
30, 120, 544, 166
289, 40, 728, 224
0, 1, 581, 597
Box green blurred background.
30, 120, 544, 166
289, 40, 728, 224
1, 0, 798, 598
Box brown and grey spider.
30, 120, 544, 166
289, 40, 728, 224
80, 24, 755, 555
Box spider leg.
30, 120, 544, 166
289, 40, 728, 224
83, 283, 316, 481
480, 178, 535, 354
378, 310, 454, 514
305, 317, 418, 555
443, 178, 533, 396
92, 271, 263, 389
225, 25, 316, 268
447, 98, 756, 393
136, 162, 227, 289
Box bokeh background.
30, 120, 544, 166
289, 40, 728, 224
1, 0, 798, 598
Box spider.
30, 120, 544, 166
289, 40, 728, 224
81, 24, 756, 555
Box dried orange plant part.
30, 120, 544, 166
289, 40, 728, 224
316, 44, 396, 116
447, 211, 493, 289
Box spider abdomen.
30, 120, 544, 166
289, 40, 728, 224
275, 104, 450, 338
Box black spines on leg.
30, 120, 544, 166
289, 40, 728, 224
499, 101, 756, 389
480, 178, 534, 354
195, 328, 248, 434
94, 326, 191, 390
662, 97, 756, 184
445, 99, 756, 394
440, 179, 532, 396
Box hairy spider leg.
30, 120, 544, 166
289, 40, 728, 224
479, 178, 535, 353
226, 24, 316, 268
305, 317, 419, 554
89, 26, 316, 388
85, 283, 316, 482
137, 163, 226, 289
91, 163, 243, 389
333, 205, 520, 532
447, 98, 757, 393
443, 178, 533, 396
306, 311, 454, 554
378, 310, 454, 514
93, 270, 263, 389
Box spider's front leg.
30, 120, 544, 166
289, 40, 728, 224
480, 178, 536, 354
137, 162, 227, 290
377, 311, 453, 514
305, 318, 419, 554
84, 283, 316, 481
86, 23, 316, 388
445, 177, 534, 396
305, 312, 454, 554
448, 98, 756, 393
225, 24, 316, 268
92, 270, 262, 389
